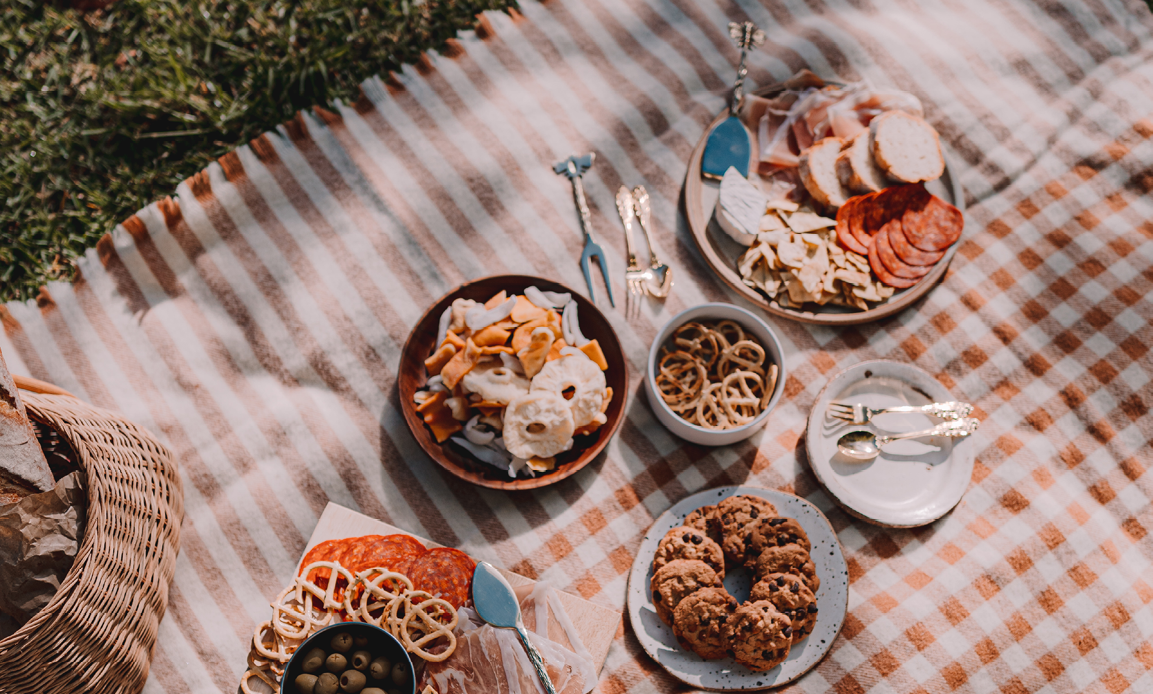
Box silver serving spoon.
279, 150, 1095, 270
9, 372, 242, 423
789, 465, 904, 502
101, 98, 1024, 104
472, 562, 557, 694
631, 186, 673, 298
837, 418, 980, 461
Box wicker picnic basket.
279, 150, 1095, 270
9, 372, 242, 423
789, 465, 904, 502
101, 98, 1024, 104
0, 376, 183, 694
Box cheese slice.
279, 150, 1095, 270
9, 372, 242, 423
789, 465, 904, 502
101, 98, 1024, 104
714, 167, 767, 247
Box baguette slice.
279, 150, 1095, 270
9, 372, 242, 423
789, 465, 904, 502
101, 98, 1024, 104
870, 111, 944, 183
0, 348, 53, 497
799, 137, 850, 209
837, 131, 891, 194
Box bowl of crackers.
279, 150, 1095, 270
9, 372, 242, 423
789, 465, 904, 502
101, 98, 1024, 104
398, 275, 628, 490
645, 303, 786, 446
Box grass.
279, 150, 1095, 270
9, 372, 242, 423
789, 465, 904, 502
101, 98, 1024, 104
0, 0, 517, 302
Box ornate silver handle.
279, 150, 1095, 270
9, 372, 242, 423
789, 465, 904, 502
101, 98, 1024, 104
631, 185, 661, 268
615, 186, 641, 270
876, 418, 980, 447
571, 174, 595, 242
516, 626, 558, 694
727, 21, 765, 117
882, 402, 974, 419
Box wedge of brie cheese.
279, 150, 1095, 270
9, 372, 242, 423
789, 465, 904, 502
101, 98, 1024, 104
714, 166, 767, 247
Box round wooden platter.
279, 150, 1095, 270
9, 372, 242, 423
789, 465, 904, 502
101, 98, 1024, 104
397, 275, 628, 491
682, 83, 967, 326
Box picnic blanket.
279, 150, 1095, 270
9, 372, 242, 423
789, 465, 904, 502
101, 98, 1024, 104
3, 0, 1153, 691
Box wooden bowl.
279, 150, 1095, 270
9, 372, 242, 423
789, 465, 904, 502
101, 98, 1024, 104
682, 80, 967, 326
398, 275, 628, 490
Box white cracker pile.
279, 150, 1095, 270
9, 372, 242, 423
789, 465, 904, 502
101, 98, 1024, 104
737, 206, 895, 310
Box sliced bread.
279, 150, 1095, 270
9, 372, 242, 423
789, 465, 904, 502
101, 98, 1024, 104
837, 131, 891, 194
0, 348, 53, 499
870, 111, 944, 183
799, 137, 850, 209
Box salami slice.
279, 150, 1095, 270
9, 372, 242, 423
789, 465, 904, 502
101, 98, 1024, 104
868, 230, 920, 289
299, 538, 351, 583
877, 222, 934, 279
890, 217, 946, 265
849, 191, 880, 252
409, 547, 477, 609
901, 194, 963, 252
835, 196, 870, 255
352, 534, 428, 574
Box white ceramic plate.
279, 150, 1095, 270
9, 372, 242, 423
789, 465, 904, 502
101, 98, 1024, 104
804, 360, 976, 527
626, 487, 848, 691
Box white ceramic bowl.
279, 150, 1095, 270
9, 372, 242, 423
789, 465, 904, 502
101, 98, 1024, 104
645, 303, 786, 446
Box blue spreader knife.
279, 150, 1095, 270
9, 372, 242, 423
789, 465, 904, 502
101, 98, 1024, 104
701, 21, 765, 181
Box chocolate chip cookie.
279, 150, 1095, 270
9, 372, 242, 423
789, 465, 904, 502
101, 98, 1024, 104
750, 573, 818, 643
684, 505, 723, 545
753, 544, 820, 594
654, 526, 726, 578
722, 600, 792, 671
717, 495, 778, 564
672, 587, 738, 659
650, 559, 722, 625
744, 516, 811, 566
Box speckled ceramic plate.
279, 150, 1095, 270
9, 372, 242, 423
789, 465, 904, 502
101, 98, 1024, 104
804, 360, 976, 528
626, 486, 848, 690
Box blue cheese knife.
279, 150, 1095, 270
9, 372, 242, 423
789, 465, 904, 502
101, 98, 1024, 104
701, 21, 765, 180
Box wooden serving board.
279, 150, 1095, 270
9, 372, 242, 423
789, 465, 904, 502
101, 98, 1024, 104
305, 503, 621, 672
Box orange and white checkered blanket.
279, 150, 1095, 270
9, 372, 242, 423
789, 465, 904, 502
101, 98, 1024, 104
3, 0, 1151, 691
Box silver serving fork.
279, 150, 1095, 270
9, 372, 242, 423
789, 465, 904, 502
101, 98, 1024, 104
826, 401, 974, 425
554, 153, 615, 307
616, 186, 652, 310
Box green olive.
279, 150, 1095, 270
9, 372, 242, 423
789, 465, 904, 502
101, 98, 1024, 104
390, 662, 407, 687
368, 657, 391, 680
295, 673, 318, 694
301, 647, 327, 674
314, 672, 339, 694
325, 653, 348, 673
330, 632, 354, 653
339, 670, 367, 693
350, 650, 372, 671
353, 635, 370, 648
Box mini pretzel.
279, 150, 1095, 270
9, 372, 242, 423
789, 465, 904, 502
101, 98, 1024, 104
271, 583, 335, 640
297, 561, 356, 611
673, 323, 721, 369
714, 320, 746, 348
386, 591, 459, 662
695, 382, 730, 430
347, 568, 414, 626
656, 351, 707, 412
717, 340, 766, 378
719, 371, 764, 426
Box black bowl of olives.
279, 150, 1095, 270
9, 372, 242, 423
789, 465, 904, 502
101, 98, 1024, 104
281, 622, 416, 694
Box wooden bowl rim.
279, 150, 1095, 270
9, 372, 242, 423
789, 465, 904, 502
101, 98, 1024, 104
398, 275, 628, 491
682, 80, 967, 326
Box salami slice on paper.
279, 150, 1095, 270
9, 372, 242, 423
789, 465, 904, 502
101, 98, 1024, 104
299, 538, 351, 583
890, 218, 946, 266
352, 534, 428, 574
868, 230, 920, 289
902, 194, 963, 252
877, 222, 934, 279
835, 196, 870, 256
409, 547, 477, 608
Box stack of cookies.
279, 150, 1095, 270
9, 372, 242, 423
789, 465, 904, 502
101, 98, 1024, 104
649, 494, 820, 672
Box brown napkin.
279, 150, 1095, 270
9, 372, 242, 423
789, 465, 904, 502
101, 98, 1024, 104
0, 471, 87, 625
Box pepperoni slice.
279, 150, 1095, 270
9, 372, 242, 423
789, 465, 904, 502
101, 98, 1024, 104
877, 221, 934, 279
902, 194, 963, 252
890, 217, 946, 265
835, 196, 870, 255
409, 547, 477, 609
868, 231, 920, 289
848, 191, 880, 252
299, 538, 351, 583
352, 534, 428, 574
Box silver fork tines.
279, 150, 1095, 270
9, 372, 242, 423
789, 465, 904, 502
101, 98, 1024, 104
826, 401, 975, 425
